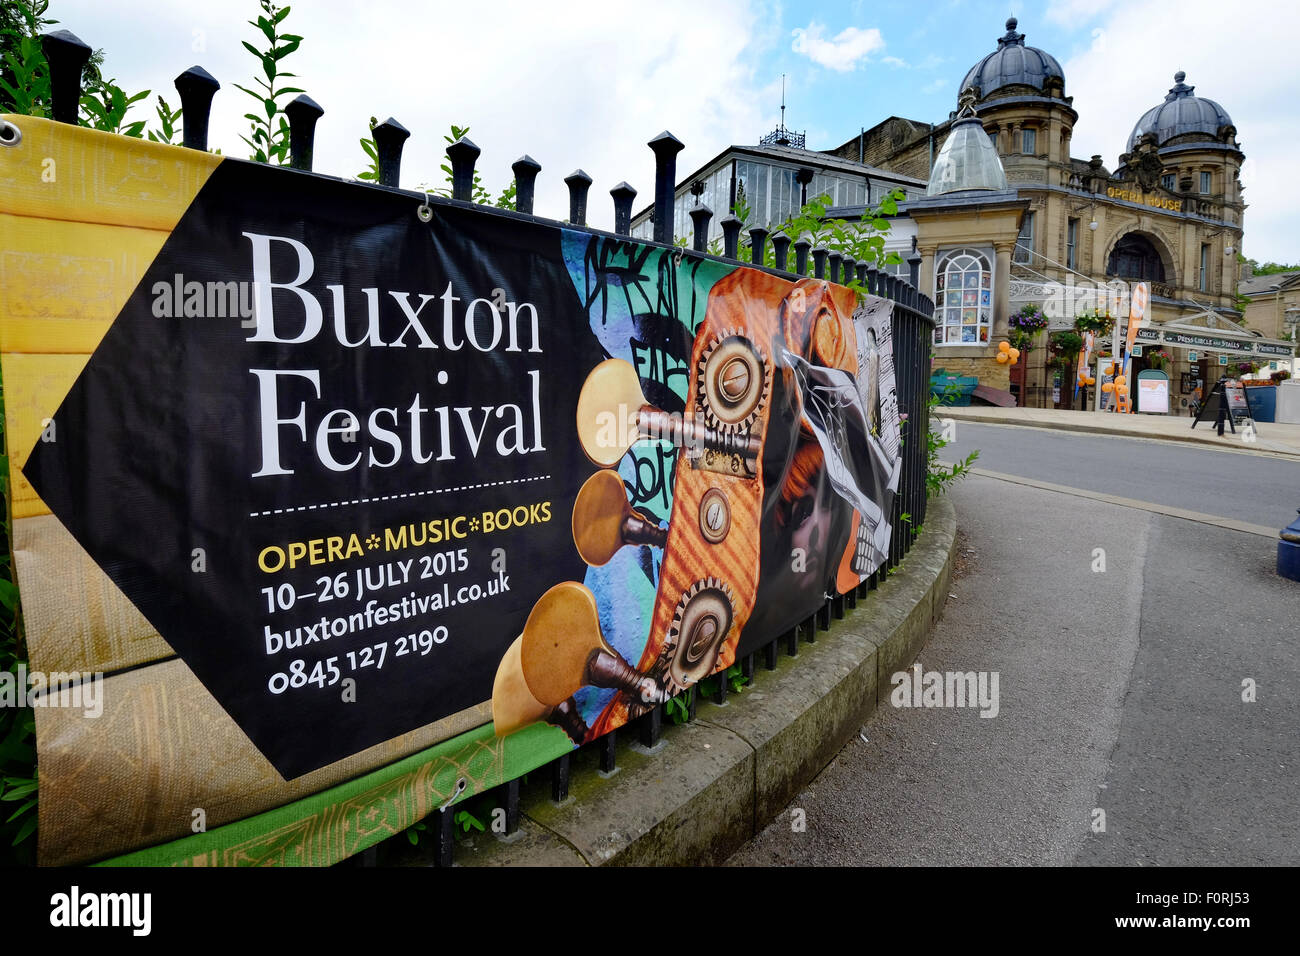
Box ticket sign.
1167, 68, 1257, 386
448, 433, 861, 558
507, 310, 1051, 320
1136, 369, 1170, 414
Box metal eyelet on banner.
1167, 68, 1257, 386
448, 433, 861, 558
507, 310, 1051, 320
672, 246, 684, 270
437, 776, 468, 812
416, 190, 433, 223
0, 120, 22, 147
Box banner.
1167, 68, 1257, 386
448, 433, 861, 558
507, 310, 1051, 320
9, 143, 902, 785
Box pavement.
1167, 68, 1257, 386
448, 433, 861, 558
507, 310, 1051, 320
728, 456, 1299, 866
936, 404, 1300, 458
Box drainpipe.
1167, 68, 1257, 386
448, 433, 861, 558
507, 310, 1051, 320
928, 123, 935, 174
859, 127, 864, 164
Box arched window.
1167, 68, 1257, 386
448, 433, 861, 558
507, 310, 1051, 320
1106, 233, 1167, 282
933, 248, 993, 346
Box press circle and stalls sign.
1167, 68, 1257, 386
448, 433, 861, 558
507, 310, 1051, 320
10, 134, 902, 789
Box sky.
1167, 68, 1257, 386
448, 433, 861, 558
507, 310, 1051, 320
46, 0, 1300, 264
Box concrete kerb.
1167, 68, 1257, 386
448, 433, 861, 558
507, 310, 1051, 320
453, 495, 958, 867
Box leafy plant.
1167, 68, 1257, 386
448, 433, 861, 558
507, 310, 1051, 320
0, 378, 36, 865
356, 115, 380, 182
234, 1, 303, 165
429, 124, 516, 210
79, 77, 149, 137
925, 386, 979, 496
0, 0, 53, 117
146, 94, 182, 145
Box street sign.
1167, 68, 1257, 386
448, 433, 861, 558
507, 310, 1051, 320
1189, 351, 1198, 362
1219, 354, 1229, 366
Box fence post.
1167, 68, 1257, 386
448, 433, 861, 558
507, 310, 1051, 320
41, 30, 91, 124
827, 252, 842, 284
446, 137, 481, 202
564, 169, 592, 226
908, 249, 922, 289
812, 247, 828, 279
174, 66, 220, 152
843, 257, 857, 286
512, 155, 541, 215
371, 118, 410, 188
284, 93, 322, 170
611, 182, 637, 235
649, 131, 684, 244
793, 238, 811, 275
749, 226, 768, 266
721, 215, 741, 259
772, 234, 790, 272
689, 204, 713, 252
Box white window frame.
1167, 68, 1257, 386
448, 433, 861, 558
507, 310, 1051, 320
933, 247, 995, 348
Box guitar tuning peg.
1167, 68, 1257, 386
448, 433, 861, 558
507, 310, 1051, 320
492, 583, 665, 740
575, 358, 761, 469
571, 470, 667, 566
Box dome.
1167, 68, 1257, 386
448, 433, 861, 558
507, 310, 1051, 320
927, 113, 1008, 195
960, 18, 1064, 100
1126, 72, 1234, 151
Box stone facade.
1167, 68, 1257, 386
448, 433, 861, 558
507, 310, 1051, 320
826, 17, 1252, 409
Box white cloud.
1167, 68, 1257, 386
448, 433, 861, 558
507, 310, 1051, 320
1044, 0, 1121, 26
921, 78, 947, 95
790, 21, 885, 72
881, 55, 908, 68
47, 0, 774, 230
1061, 0, 1300, 263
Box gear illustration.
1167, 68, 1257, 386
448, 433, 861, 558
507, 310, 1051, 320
658, 576, 736, 695
696, 330, 769, 434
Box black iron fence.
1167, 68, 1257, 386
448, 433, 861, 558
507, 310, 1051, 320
25, 29, 937, 866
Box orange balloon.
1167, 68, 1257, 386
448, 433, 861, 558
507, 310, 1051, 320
1086, 377, 1096, 385
998, 341, 1010, 352
996, 352, 1009, 364
1008, 348, 1021, 362
1102, 382, 1115, 393
1117, 384, 1129, 396
1115, 375, 1126, 386
1105, 364, 1116, 375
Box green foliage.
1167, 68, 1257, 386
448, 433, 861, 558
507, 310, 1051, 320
925, 387, 979, 496
146, 95, 181, 145
0, 0, 53, 116
356, 115, 380, 182
79, 77, 150, 137
428, 124, 517, 210
0, 379, 36, 865
1240, 255, 1300, 277
741, 188, 906, 289
1050, 330, 1084, 359
234, 1, 303, 165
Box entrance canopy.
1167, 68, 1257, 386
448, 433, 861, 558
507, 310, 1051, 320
1132, 311, 1295, 360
